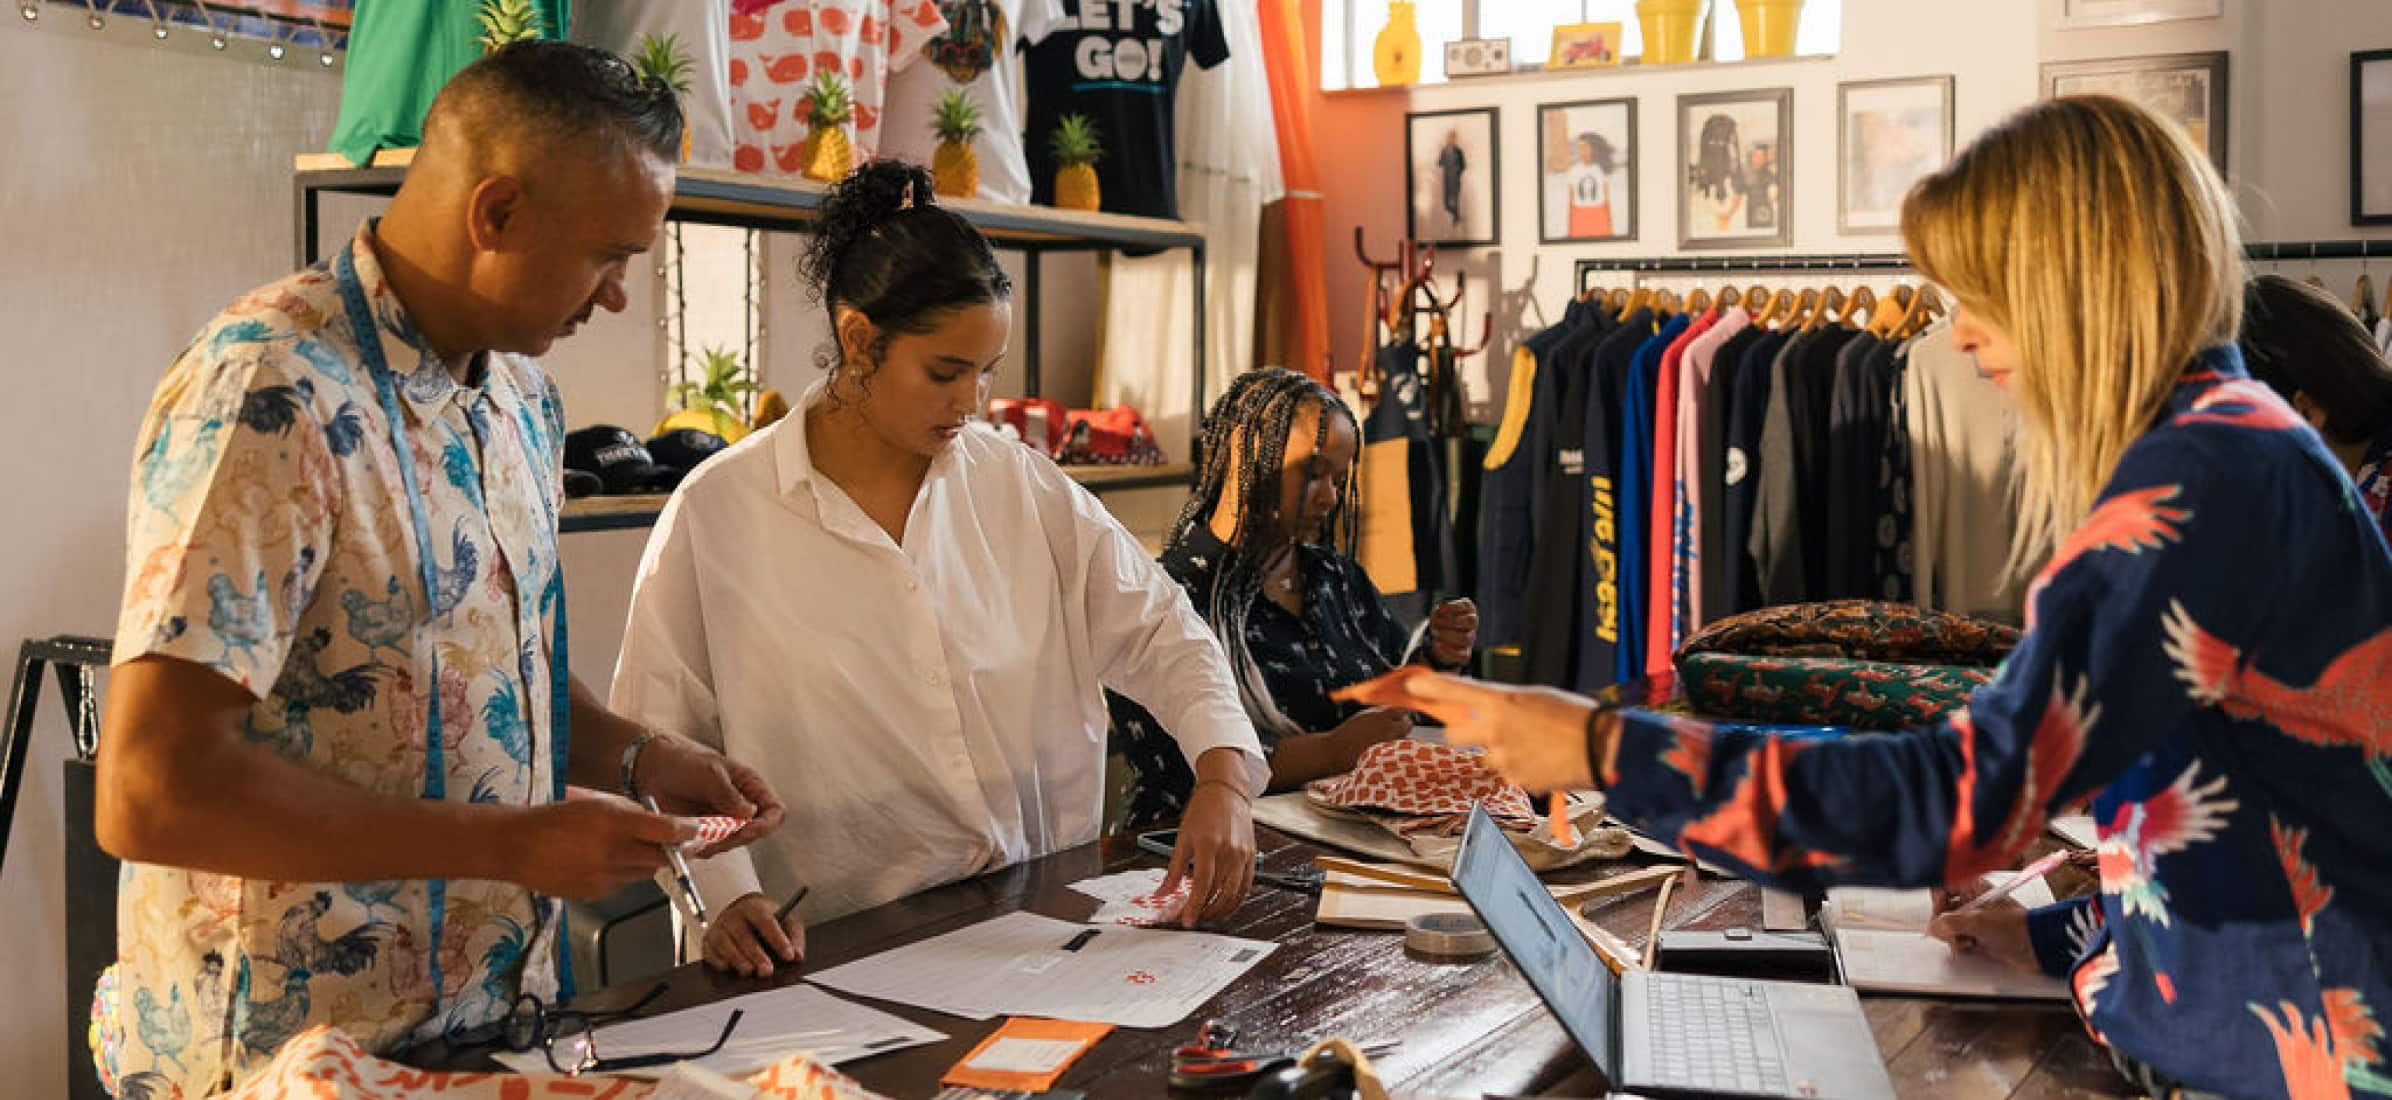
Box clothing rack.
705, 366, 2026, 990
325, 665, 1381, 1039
2245, 238, 2392, 262
1576, 253, 1915, 295
1575, 239, 2392, 295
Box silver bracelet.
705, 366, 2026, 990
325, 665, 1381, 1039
620, 730, 664, 801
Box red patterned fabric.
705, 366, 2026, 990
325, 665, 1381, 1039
688, 814, 747, 849
1306, 740, 1539, 836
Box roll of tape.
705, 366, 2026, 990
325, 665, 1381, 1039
1405, 912, 1496, 958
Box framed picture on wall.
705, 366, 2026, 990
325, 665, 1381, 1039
2043, 52, 2229, 176
1838, 76, 1954, 236
2056, 0, 2222, 29
1678, 88, 1793, 250
1538, 98, 1637, 243
1406, 107, 1500, 248
2354, 50, 2392, 225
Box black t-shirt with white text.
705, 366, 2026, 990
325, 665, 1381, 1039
1022, 0, 1229, 219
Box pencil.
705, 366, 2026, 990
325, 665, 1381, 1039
774, 885, 811, 926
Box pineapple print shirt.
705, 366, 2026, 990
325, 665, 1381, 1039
880, 0, 1068, 205
728, 0, 951, 176
1598, 348, 2392, 1099
108, 221, 572, 1096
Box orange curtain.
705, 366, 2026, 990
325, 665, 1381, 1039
1260, 0, 1329, 381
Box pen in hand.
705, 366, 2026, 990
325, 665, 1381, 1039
775, 885, 811, 927
642, 795, 710, 927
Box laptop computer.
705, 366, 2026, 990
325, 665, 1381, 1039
1451, 805, 1897, 1100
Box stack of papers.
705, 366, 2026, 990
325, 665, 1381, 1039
493, 983, 945, 1077
809, 911, 1276, 1028
1822, 874, 2069, 1001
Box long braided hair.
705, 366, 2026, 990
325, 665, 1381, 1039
1172, 369, 1372, 738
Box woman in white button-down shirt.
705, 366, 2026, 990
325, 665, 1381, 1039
611, 162, 1271, 976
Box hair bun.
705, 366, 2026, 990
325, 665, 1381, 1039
800, 162, 938, 308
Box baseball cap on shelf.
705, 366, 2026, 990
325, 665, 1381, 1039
647, 427, 730, 475
564, 426, 682, 495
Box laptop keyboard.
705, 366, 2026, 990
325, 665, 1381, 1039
1645, 974, 1792, 1095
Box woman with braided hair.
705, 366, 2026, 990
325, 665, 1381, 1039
1112, 368, 1477, 829
612, 160, 1267, 978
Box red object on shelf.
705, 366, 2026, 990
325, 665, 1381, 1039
986, 397, 1069, 456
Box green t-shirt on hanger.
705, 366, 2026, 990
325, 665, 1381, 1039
326, 0, 572, 167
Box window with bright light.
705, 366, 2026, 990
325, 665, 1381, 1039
1321, 1, 1841, 90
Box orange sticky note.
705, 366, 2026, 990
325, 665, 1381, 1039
1550, 792, 1577, 846
941, 1017, 1115, 1093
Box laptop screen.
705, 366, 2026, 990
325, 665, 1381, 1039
1451, 803, 1622, 1082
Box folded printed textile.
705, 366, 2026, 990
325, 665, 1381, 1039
205, 1025, 885, 1100
1676, 600, 2020, 666
1676, 651, 1994, 731
1304, 740, 1633, 870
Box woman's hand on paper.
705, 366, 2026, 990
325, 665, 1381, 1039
1925, 877, 2037, 973
703, 891, 808, 978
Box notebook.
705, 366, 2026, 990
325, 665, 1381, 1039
1821, 873, 2070, 1001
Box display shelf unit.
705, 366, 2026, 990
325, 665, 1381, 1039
556, 462, 1195, 534
294, 159, 1208, 533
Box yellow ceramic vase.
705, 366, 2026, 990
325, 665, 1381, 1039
1373, 1, 1422, 87
1738, 0, 1804, 58
1635, 0, 1707, 66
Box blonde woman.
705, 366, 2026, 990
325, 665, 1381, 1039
1360, 97, 2392, 1099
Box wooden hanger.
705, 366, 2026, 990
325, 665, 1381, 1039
2355, 271, 2377, 323
1895, 284, 1944, 340
1865, 290, 1908, 338
1687, 287, 1714, 316
1717, 285, 1742, 309
1657, 288, 1683, 315
1757, 288, 1795, 329
1746, 284, 1771, 313
1837, 285, 1877, 329
1804, 287, 1846, 331
1616, 287, 1647, 321
1785, 288, 1821, 330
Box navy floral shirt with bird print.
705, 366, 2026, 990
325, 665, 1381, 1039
1599, 348, 2392, 1099
1111, 523, 1418, 829
106, 221, 572, 1096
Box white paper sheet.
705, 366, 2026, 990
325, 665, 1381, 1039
493, 982, 946, 1078
807, 910, 1277, 1029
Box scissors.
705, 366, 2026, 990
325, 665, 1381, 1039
1166, 1019, 1398, 1092
1134, 830, 1326, 895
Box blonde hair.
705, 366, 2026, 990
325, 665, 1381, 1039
1902, 95, 2244, 569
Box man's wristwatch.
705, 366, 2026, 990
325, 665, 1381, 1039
620, 730, 664, 801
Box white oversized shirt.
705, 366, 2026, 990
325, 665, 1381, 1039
610, 385, 1265, 928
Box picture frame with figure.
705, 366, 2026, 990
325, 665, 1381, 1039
1407, 107, 1500, 248
1539, 98, 1637, 243
1678, 88, 1792, 250
2042, 52, 2229, 176
1838, 76, 1953, 235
